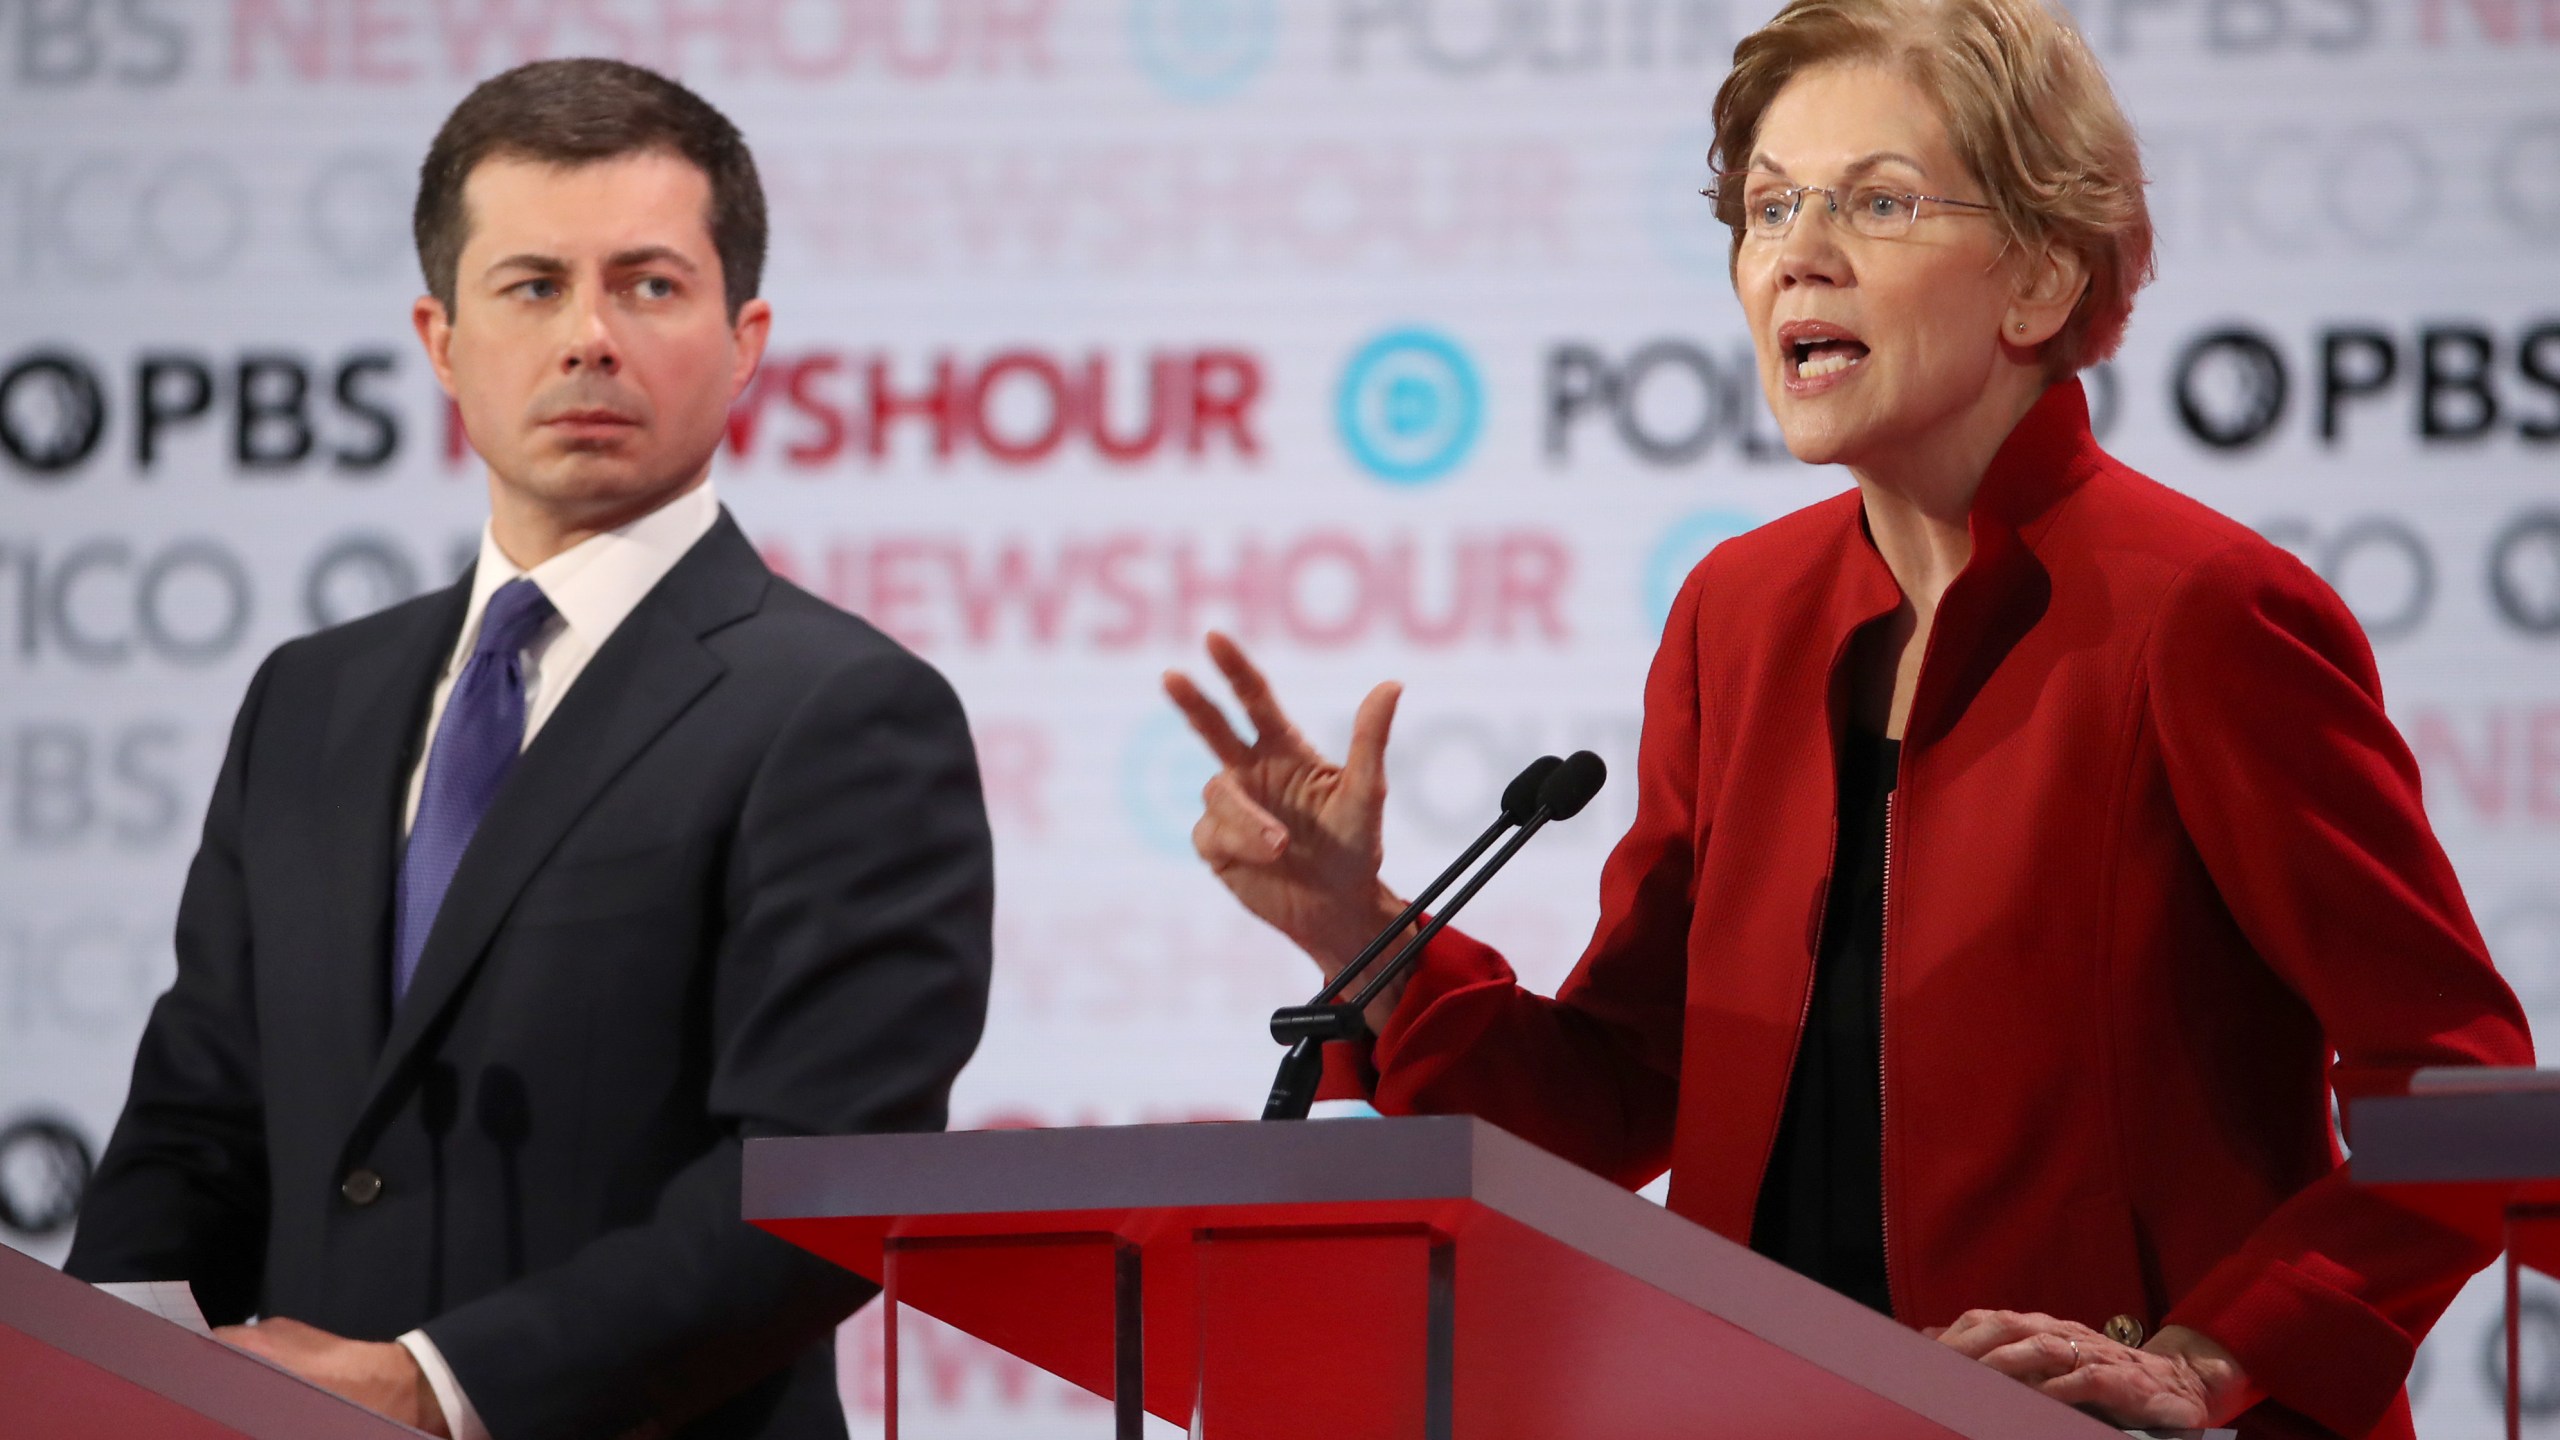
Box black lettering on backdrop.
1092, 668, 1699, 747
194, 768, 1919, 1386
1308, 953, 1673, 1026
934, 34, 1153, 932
0, 721, 186, 849
7, 0, 184, 86
304, 533, 420, 628
2419, 327, 2499, 440
0, 1114, 92, 1238
2256, 515, 2434, 640
2319, 329, 2396, 442
2521, 325, 2560, 441
1544, 339, 1783, 465
0, 350, 106, 475
0, 536, 254, 665
2174, 327, 2288, 450
135, 351, 212, 467
138, 539, 251, 661
11, 726, 94, 844
332, 350, 400, 470
2489, 512, 2560, 638
234, 353, 313, 470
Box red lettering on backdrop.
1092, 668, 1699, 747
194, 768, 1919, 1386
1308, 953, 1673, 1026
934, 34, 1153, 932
228, 0, 1058, 80
2535, 709, 2560, 821
717, 349, 1264, 468
1088, 355, 1174, 461
968, 352, 1070, 463
233, 0, 327, 80
2412, 709, 2506, 819
949, 542, 1077, 645
972, 720, 1051, 837
2408, 706, 2560, 824
431, 0, 564, 75
866, 356, 960, 460
1188, 350, 1261, 457
757, 532, 1575, 654
346, 0, 417, 80
782, 355, 847, 464
2420, 0, 2560, 43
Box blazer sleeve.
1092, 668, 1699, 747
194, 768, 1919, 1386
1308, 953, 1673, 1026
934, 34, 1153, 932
63, 650, 279, 1326
2145, 542, 2533, 1439
419, 644, 996, 1440
1320, 562, 1713, 1190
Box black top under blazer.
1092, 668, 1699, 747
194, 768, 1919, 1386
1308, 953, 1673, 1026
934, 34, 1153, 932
68, 510, 996, 1440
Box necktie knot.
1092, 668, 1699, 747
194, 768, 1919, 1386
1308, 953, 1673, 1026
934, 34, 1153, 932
476, 578, 555, 661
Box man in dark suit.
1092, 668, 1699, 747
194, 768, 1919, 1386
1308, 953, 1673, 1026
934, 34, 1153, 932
65, 59, 994, 1440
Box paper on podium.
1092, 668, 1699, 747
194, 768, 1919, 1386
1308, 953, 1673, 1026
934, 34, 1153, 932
95, 1279, 213, 1337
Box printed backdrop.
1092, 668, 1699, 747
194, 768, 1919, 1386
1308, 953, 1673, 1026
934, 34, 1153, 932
3, 1, 2555, 1434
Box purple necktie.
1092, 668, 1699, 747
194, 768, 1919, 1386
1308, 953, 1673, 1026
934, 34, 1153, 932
393, 577, 556, 1006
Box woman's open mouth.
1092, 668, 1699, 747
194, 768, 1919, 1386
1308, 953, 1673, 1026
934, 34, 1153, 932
1778, 320, 1870, 390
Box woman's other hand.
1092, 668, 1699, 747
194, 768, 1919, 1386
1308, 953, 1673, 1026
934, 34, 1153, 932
1163, 633, 1410, 1016
1929, 1311, 2255, 1429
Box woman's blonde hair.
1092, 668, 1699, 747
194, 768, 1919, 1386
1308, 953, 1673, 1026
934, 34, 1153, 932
1711, 0, 2154, 377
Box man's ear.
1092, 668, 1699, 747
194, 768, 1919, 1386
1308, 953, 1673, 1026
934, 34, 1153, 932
413, 295, 459, 399
2004, 242, 2090, 349
729, 297, 774, 401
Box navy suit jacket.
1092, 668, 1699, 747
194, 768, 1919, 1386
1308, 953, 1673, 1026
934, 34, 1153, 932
68, 511, 995, 1440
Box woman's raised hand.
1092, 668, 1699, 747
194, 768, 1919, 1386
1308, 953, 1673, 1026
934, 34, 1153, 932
1163, 633, 1407, 982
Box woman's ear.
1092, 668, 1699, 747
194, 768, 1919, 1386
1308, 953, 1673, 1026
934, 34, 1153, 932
2003, 242, 2090, 349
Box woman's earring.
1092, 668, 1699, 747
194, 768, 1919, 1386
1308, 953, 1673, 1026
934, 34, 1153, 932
2013, 321, 2027, 333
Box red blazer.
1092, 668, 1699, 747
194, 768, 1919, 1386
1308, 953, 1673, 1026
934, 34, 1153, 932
1330, 380, 2532, 1440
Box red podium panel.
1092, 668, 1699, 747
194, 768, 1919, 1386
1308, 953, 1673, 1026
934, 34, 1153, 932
0, 1243, 424, 1440
2350, 1066, 2560, 1440
746, 1115, 2125, 1439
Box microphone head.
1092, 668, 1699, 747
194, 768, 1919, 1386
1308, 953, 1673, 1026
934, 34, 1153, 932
1539, 751, 1608, 820
1500, 755, 1564, 823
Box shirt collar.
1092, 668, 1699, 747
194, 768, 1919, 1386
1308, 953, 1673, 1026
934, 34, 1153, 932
445, 480, 722, 678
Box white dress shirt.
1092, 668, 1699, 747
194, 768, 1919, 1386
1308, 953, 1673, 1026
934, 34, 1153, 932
391, 479, 720, 1440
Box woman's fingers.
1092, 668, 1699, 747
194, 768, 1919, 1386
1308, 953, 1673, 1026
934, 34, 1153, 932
1932, 1309, 2038, 1358
1977, 1331, 2081, 1386
1193, 771, 1288, 866
1341, 681, 1403, 808
1205, 631, 1302, 749
1163, 669, 1254, 767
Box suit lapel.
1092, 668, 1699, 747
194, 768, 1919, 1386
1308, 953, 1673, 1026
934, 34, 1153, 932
353, 515, 770, 1127
318, 582, 468, 1053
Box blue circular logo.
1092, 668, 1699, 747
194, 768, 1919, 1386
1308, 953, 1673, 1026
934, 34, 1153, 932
1645, 510, 1762, 631
1129, 0, 1276, 102
1336, 329, 1484, 486
1121, 711, 1222, 856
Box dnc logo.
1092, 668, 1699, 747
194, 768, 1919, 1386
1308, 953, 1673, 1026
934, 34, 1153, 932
1336, 328, 1484, 486
1129, 0, 1277, 101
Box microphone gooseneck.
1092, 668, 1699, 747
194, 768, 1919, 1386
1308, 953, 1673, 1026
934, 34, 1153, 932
1261, 751, 1609, 1121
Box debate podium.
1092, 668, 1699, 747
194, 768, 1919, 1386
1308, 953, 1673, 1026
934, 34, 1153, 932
746, 1115, 2140, 1439
2351, 1066, 2560, 1440
0, 1242, 424, 1439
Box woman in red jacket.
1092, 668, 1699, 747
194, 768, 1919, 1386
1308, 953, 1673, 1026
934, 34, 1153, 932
1164, 0, 2533, 1435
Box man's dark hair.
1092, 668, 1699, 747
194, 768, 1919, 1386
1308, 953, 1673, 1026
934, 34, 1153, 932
414, 58, 766, 319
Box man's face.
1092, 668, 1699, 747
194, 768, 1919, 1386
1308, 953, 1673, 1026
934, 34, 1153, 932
415, 151, 768, 540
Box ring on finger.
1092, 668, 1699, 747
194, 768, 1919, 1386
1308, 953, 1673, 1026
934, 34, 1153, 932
2067, 1337, 2083, 1372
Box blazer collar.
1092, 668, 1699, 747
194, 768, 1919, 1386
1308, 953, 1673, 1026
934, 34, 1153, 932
1828, 379, 2096, 746
346, 510, 770, 1151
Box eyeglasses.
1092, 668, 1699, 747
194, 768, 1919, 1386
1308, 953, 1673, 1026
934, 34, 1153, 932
1703, 171, 2001, 240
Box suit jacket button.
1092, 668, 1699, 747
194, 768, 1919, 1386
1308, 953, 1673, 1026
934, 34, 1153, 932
341, 1168, 384, 1207
2104, 1314, 2146, 1348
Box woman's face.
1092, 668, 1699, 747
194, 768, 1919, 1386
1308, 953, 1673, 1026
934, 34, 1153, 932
1735, 63, 2027, 473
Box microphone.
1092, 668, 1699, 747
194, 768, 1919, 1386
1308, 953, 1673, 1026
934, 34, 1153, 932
1306, 754, 1560, 1010
1261, 751, 1609, 1121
